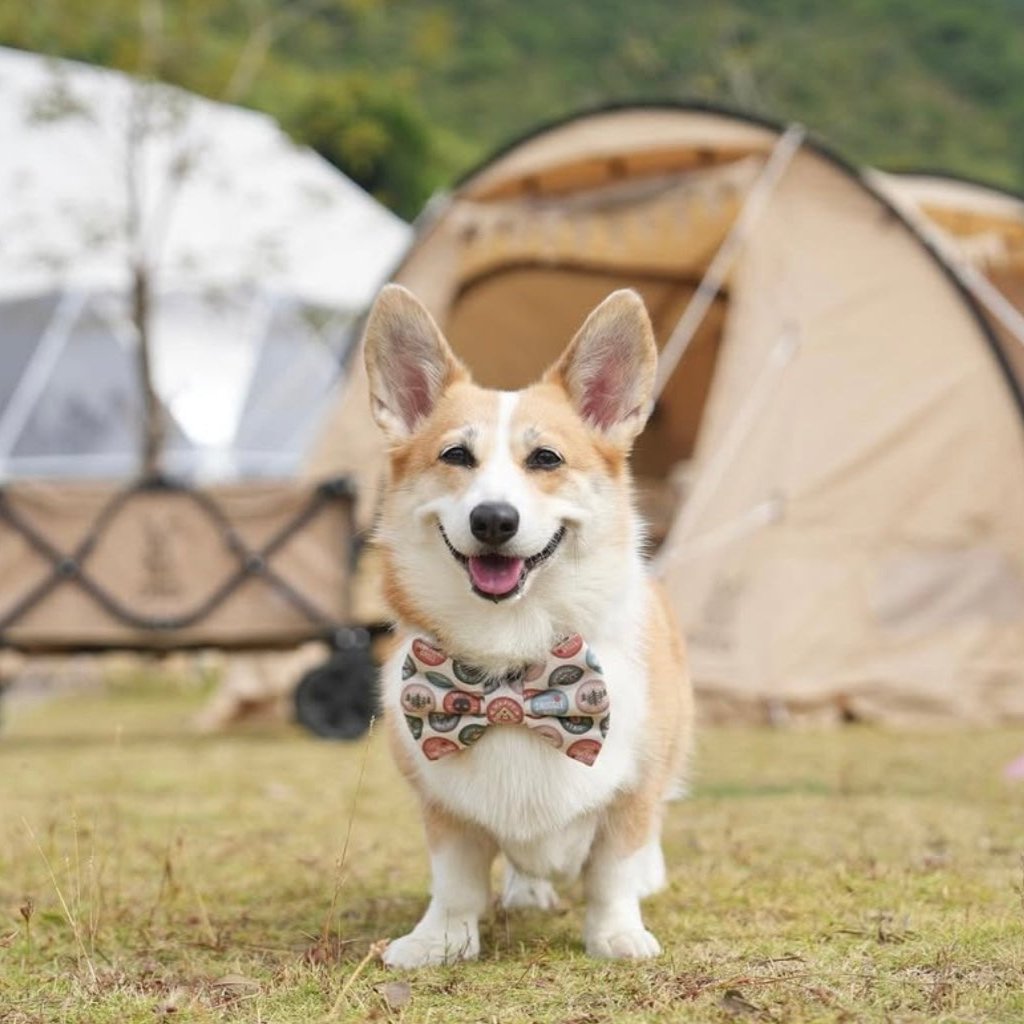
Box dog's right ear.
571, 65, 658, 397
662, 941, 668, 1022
363, 285, 467, 441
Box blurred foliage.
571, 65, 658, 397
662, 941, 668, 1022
3, 0, 1024, 217
0, 0, 453, 218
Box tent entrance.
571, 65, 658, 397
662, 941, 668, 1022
445, 265, 729, 544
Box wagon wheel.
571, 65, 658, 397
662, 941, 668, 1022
294, 631, 377, 740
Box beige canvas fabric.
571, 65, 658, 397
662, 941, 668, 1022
306, 106, 1024, 723
460, 107, 775, 200
874, 172, 1024, 394
0, 480, 353, 650
663, 156, 1024, 723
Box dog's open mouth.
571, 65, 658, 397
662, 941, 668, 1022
439, 524, 567, 601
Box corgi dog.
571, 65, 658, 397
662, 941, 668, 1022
364, 285, 693, 967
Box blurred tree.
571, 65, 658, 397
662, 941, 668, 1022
277, 75, 438, 217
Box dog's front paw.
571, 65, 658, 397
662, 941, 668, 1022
383, 929, 479, 969
585, 927, 662, 960
501, 869, 560, 911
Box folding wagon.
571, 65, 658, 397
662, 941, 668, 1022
0, 474, 379, 738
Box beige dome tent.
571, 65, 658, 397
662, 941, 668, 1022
308, 104, 1024, 724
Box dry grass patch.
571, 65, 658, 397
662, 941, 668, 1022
1, 676, 1022, 1022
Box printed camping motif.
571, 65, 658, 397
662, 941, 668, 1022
400, 633, 610, 765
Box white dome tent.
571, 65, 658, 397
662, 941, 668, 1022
0, 48, 412, 740
0, 45, 411, 480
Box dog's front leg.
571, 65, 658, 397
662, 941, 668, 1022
582, 801, 665, 960
384, 808, 496, 969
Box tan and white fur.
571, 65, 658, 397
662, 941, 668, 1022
364, 285, 693, 966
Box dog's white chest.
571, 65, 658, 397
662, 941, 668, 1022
384, 642, 648, 847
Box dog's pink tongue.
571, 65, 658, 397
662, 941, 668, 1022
468, 555, 524, 596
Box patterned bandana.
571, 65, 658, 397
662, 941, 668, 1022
400, 633, 609, 765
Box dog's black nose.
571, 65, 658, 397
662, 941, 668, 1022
469, 502, 519, 546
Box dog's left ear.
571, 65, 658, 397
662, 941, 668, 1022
363, 284, 468, 441
544, 289, 658, 447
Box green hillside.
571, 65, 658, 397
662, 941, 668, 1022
4, 0, 1024, 216
335, 0, 1024, 185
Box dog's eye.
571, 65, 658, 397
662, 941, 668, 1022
525, 447, 564, 471
439, 444, 476, 468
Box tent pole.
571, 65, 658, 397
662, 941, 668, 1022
870, 175, 1024, 350
658, 496, 783, 566
944, 260, 1024, 350
654, 327, 799, 574
653, 123, 806, 400
0, 291, 86, 476
226, 292, 290, 457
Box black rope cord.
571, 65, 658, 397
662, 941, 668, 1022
0, 476, 355, 641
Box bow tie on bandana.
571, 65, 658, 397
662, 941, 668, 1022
400, 634, 609, 766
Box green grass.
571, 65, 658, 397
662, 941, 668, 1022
1, 678, 1023, 1023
